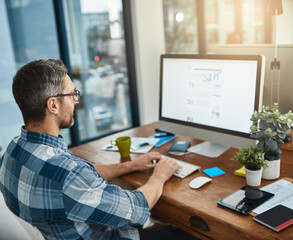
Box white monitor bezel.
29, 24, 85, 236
158, 54, 265, 149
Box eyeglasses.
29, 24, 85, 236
51, 89, 80, 102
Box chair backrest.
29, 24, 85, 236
14, 214, 45, 240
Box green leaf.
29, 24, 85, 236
259, 121, 268, 129
250, 103, 292, 156
232, 146, 266, 170
267, 118, 274, 123
264, 128, 277, 137
250, 134, 257, 139
279, 133, 286, 139
270, 103, 278, 111
265, 138, 273, 147
257, 141, 264, 150
272, 141, 278, 150
258, 131, 264, 138
250, 125, 258, 133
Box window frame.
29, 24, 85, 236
53, 0, 139, 146
167, 0, 272, 54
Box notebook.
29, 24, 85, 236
168, 140, 190, 155
253, 205, 293, 232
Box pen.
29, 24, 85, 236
131, 142, 150, 150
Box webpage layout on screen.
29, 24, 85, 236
161, 58, 258, 134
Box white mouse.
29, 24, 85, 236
189, 176, 212, 189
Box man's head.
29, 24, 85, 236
12, 59, 78, 128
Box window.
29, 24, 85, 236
242, 0, 266, 44
62, 0, 133, 142
0, 0, 137, 155
162, 0, 270, 54
163, 0, 198, 53
0, 0, 71, 155
205, 0, 235, 52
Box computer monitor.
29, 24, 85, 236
158, 54, 265, 157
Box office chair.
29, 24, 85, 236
13, 214, 45, 240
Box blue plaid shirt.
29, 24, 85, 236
0, 127, 149, 239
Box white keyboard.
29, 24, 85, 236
161, 155, 200, 178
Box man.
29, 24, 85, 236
0, 59, 195, 239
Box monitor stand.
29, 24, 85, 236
188, 141, 230, 158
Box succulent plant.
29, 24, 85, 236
233, 146, 267, 170
250, 103, 293, 160
233, 146, 266, 171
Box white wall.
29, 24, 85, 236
277, 0, 293, 44
130, 0, 293, 125
214, 44, 293, 113
131, 0, 165, 125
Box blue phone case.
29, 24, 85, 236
168, 141, 190, 153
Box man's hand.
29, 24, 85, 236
152, 157, 181, 182
131, 152, 162, 172
94, 152, 163, 181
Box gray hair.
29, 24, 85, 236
12, 59, 68, 124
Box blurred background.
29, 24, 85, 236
1, 0, 292, 155
1, 0, 293, 239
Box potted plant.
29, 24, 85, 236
250, 103, 293, 180
233, 146, 267, 186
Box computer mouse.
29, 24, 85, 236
189, 176, 212, 189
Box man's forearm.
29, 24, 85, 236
137, 174, 165, 209
93, 154, 176, 209
94, 161, 135, 181
95, 162, 166, 209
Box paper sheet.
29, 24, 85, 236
253, 179, 293, 214
102, 137, 159, 154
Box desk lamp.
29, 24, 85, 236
266, 0, 290, 142
266, 0, 283, 105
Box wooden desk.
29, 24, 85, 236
70, 122, 293, 240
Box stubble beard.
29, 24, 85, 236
60, 118, 74, 129
59, 111, 75, 129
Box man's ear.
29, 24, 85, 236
46, 97, 59, 115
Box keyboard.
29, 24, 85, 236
161, 155, 200, 178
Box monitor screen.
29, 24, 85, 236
159, 54, 265, 157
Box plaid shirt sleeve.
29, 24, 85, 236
62, 162, 150, 227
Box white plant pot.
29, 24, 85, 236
245, 167, 263, 186
262, 159, 281, 180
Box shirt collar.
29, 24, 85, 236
20, 126, 69, 151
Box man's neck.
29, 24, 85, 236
25, 121, 60, 137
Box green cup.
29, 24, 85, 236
111, 136, 131, 158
